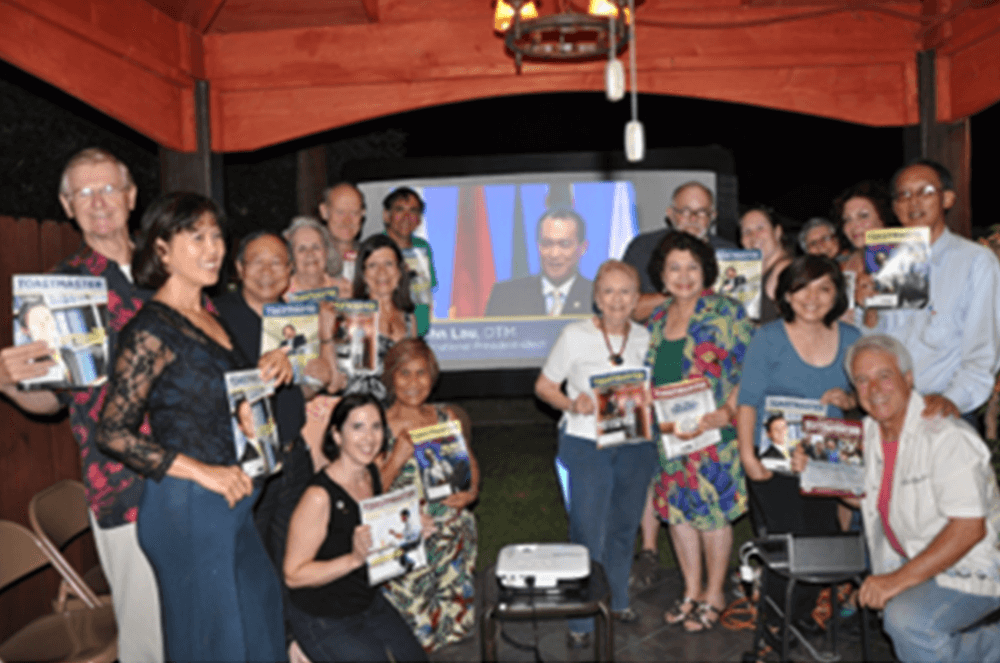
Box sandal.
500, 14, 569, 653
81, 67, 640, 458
664, 596, 699, 625
683, 602, 723, 633
629, 549, 662, 589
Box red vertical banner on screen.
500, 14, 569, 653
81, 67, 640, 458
450, 186, 496, 318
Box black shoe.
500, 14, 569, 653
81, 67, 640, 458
613, 606, 640, 624
567, 631, 592, 650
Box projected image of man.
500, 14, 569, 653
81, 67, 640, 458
485, 209, 593, 317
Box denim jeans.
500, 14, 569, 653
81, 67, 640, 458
287, 593, 427, 662
882, 577, 1000, 662
558, 429, 659, 633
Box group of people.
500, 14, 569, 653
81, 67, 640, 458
0, 148, 476, 663
3, 146, 1000, 663
540, 167, 1000, 661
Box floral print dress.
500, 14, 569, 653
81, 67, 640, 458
646, 294, 754, 531
381, 405, 477, 652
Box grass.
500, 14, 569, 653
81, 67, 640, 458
470, 420, 755, 571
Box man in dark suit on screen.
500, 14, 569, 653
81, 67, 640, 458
485, 208, 593, 317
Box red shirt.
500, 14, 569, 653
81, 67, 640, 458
877, 438, 908, 559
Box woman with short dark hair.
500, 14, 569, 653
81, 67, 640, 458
97, 191, 293, 662
646, 232, 753, 633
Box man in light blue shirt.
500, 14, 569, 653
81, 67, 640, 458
863, 159, 1000, 419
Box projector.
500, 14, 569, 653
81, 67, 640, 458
495, 543, 590, 589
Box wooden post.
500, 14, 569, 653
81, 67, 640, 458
297, 146, 328, 217
915, 50, 972, 236
159, 80, 225, 206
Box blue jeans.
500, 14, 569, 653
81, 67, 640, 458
558, 429, 659, 633
287, 593, 427, 662
882, 577, 1000, 662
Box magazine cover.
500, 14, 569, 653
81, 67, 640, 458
12, 274, 110, 389
260, 301, 319, 385
842, 270, 857, 310
651, 378, 722, 459
402, 246, 433, 306
798, 416, 865, 497
759, 395, 829, 473
360, 485, 427, 585
286, 286, 340, 304
713, 249, 762, 319
332, 300, 380, 377
590, 367, 652, 447
409, 420, 472, 501
224, 369, 279, 478
864, 227, 931, 309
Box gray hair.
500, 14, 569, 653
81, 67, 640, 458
798, 217, 837, 252
844, 334, 914, 384
60, 147, 134, 196
671, 181, 715, 208
283, 215, 343, 276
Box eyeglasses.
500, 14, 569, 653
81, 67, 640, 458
893, 184, 939, 203
67, 183, 128, 203
670, 207, 713, 221
805, 233, 837, 251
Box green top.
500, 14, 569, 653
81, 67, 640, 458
652, 338, 686, 386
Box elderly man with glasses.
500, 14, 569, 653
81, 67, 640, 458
860, 159, 1000, 428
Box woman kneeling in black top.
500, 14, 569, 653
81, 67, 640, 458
283, 393, 428, 662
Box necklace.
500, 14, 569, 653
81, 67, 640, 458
599, 318, 630, 366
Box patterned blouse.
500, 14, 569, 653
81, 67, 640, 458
54, 245, 150, 528
644, 293, 754, 406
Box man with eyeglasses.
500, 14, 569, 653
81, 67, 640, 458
798, 217, 842, 259
485, 208, 593, 317
861, 159, 1000, 426
0, 148, 163, 662
623, 181, 735, 321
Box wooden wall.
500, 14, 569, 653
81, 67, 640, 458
0, 215, 99, 642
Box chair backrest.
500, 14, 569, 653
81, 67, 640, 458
29, 480, 89, 549
0, 521, 51, 592
28, 480, 101, 608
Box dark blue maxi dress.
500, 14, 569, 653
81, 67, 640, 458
97, 301, 286, 662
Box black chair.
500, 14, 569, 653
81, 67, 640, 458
740, 533, 870, 662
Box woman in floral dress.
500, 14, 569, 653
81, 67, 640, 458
646, 231, 753, 632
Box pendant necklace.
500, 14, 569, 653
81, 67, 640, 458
600, 318, 630, 366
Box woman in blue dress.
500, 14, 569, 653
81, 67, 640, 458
97, 192, 292, 662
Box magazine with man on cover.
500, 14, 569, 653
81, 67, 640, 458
224, 369, 280, 478
260, 301, 320, 385
798, 415, 864, 497
713, 249, 763, 319
864, 227, 931, 309
652, 377, 722, 459
759, 395, 829, 473
409, 419, 472, 501
286, 286, 340, 305
12, 274, 110, 389
401, 246, 433, 307
590, 367, 652, 447
332, 299, 380, 377
360, 485, 427, 585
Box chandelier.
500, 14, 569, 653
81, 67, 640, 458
494, 0, 632, 71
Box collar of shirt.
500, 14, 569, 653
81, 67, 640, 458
542, 275, 575, 298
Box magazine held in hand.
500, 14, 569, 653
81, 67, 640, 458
759, 396, 829, 473
360, 485, 427, 585
12, 274, 110, 389
409, 420, 472, 501
713, 249, 763, 319
652, 378, 722, 459
332, 300, 379, 377
286, 286, 340, 305
224, 369, 280, 478
798, 416, 865, 497
260, 301, 320, 386
590, 367, 652, 447
401, 247, 433, 307
864, 227, 931, 309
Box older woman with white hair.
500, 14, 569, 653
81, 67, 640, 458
283, 216, 350, 297
797, 217, 842, 260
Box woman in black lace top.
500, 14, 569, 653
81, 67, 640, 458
96, 192, 292, 663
